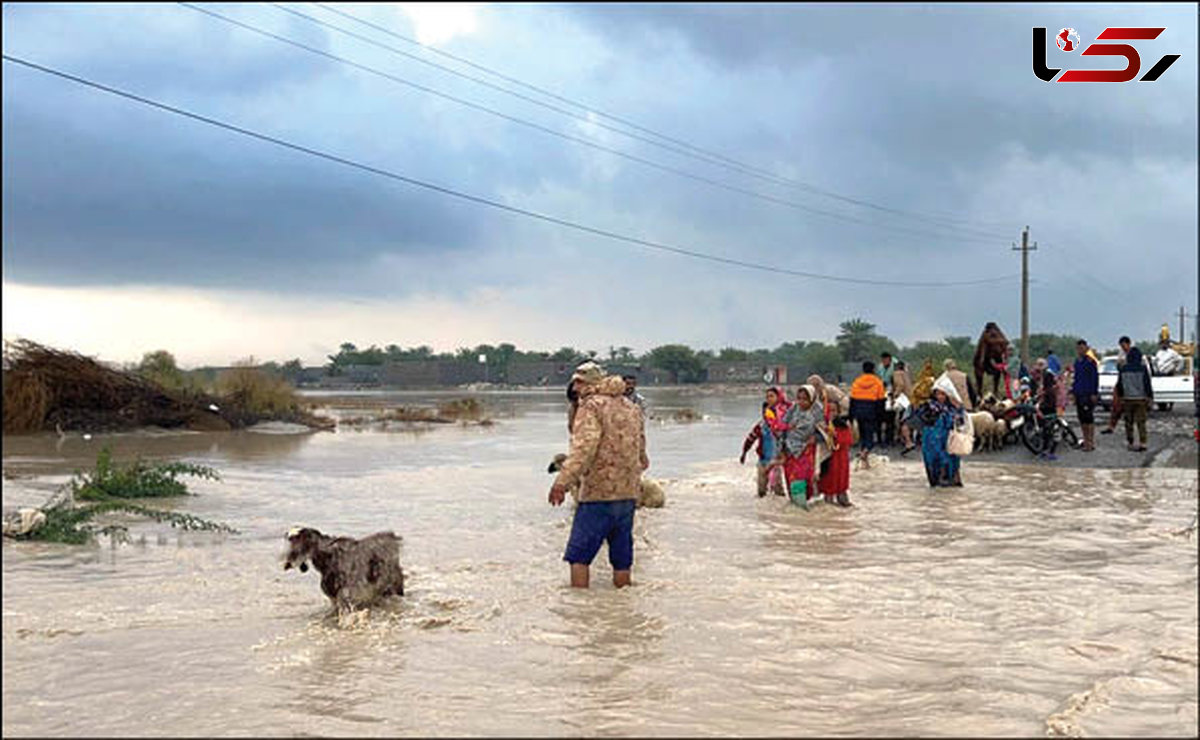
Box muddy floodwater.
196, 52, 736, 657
3, 389, 1197, 736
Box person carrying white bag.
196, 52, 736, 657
916, 373, 968, 487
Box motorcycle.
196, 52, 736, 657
1000, 402, 1078, 454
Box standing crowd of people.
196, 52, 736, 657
546, 326, 1181, 587
740, 354, 973, 502
738, 327, 1179, 500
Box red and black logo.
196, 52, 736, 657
1033, 27, 1180, 82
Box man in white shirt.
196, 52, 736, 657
1152, 339, 1184, 376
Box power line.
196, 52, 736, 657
179, 2, 1003, 246
283, 2, 1014, 238
308, 1, 1015, 235
1, 53, 1019, 288
312, 2, 725, 160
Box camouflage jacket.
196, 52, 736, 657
555, 376, 648, 502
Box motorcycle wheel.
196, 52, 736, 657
1060, 423, 1079, 448
1021, 416, 1046, 454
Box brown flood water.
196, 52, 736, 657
3, 389, 1197, 736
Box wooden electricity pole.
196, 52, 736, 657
1013, 226, 1037, 367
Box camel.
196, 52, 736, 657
973, 322, 1012, 400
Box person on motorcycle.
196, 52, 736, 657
1035, 359, 1059, 461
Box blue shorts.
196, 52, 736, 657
564, 499, 636, 570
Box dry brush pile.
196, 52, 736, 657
2, 340, 333, 435
339, 397, 495, 427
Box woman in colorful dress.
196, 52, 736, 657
808, 374, 852, 507
778, 385, 829, 507
917, 381, 965, 488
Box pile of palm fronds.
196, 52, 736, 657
649, 407, 702, 423
338, 397, 495, 427
2, 340, 332, 434
437, 397, 488, 421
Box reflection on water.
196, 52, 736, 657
3, 426, 314, 471
3, 390, 1197, 736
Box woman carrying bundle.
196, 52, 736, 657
917, 376, 966, 488
775, 384, 830, 508
808, 374, 853, 507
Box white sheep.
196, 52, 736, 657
547, 453, 665, 508
967, 411, 1005, 452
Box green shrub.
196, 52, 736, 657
216, 361, 300, 416
70, 447, 220, 501
11, 448, 235, 545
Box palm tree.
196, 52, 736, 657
944, 336, 974, 364
836, 318, 877, 362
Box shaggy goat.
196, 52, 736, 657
547, 453, 665, 508
283, 527, 404, 613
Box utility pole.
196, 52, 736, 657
1177, 306, 1200, 343
1012, 226, 1037, 367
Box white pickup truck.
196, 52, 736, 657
1098, 353, 1197, 411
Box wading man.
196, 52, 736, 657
549, 363, 648, 588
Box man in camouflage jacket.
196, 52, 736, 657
549, 363, 649, 588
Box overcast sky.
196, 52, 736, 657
3, 3, 1196, 367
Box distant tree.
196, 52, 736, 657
327, 342, 377, 372
471, 343, 517, 382
648, 344, 703, 383
803, 343, 843, 379
613, 346, 637, 362
718, 347, 749, 361
903, 341, 955, 369
771, 341, 808, 366
549, 346, 579, 362
836, 318, 878, 362
865, 334, 899, 360
137, 350, 185, 389
280, 358, 304, 381
354, 345, 385, 365
1028, 333, 1089, 364
943, 336, 974, 364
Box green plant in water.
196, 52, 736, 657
13, 448, 236, 544
69, 447, 221, 501
25, 500, 238, 544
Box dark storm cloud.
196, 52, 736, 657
1, 78, 493, 290
567, 3, 1197, 165
2, 3, 335, 98
1, 2, 1195, 351
1, 3, 589, 292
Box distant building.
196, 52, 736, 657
380, 360, 485, 387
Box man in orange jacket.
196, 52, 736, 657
849, 360, 887, 465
